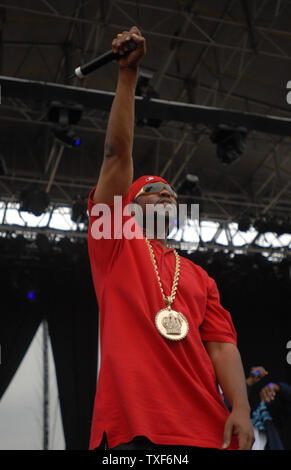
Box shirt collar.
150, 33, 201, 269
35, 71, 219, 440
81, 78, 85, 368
148, 239, 174, 252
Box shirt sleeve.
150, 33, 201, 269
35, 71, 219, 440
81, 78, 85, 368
199, 275, 237, 345
87, 187, 133, 284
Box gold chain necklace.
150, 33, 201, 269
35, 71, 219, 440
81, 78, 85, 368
145, 238, 189, 341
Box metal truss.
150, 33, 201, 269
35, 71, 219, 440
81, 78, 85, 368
165, 0, 286, 183
2, 76, 291, 135
1, 219, 290, 262
0, 1, 290, 61
0, 0, 290, 230
1, 167, 290, 218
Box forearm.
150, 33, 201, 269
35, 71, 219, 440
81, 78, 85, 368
206, 342, 250, 412
92, 27, 145, 204
104, 67, 138, 160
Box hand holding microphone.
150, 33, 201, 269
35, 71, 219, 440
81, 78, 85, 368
69, 26, 146, 79
112, 26, 146, 70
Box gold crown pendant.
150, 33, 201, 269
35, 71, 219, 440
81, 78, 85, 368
155, 309, 189, 341
144, 237, 189, 341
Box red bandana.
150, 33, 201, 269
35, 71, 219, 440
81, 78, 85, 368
129, 175, 170, 202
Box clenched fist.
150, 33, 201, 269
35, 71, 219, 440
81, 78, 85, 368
112, 26, 146, 70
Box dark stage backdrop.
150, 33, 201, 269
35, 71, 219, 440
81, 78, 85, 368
0, 247, 99, 450
1, 242, 291, 449
187, 251, 291, 399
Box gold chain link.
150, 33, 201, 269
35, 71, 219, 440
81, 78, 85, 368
145, 238, 180, 309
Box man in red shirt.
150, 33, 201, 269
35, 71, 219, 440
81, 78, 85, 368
87, 26, 254, 451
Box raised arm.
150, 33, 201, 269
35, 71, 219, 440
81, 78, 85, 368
93, 26, 146, 205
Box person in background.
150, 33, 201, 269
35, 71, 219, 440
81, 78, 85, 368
242, 366, 291, 450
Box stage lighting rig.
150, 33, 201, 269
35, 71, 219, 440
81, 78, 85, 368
176, 174, 201, 196
253, 216, 291, 235
176, 174, 203, 220
210, 124, 248, 165
135, 69, 162, 129
238, 216, 252, 232
0, 153, 7, 175
48, 101, 83, 148
19, 184, 50, 216
53, 127, 81, 148
274, 217, 291, 236
71, 195, 88, 225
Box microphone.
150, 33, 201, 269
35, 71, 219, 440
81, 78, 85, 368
67, 39, 137, 80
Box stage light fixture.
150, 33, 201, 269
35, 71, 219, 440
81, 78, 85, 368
135, 68, 155, 99
238, 216, 252, 232
48, 101, 83, 148
71, 195, 88, 224
210, 124, 248, 165
52, 127, 82, 148
19, 184, 50, 216
27, 291, 36, 301
253, 216, 273, 234
253, 216, 291, 235
176, 174, 203, 218
176, 174, 201, 195
135, 69, 162, 129
273, 217, 291, 236
0, 153, 7, 175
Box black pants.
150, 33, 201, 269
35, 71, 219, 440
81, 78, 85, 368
96, 434, 215, 451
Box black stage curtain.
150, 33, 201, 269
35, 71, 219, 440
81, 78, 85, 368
0, 299, 43, 400
187, 251, 291, 385
1, 246, 291, 449
0, 253, 99, 450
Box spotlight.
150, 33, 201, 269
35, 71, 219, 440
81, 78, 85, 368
176, 174, 201, 195
253, 215, 291, 235
254, 216, 291, 236
238, 216, 252, 232
48, 101, 83, 148
71, 195, 88, 224
136, 69, 162, 128
48, 101, 83, 125
27, 291, 36, 301
176, 174, 203, 217
136, 69, 153, 97
210, 124, 248, 165
253, 216, 272, 234
0, 153, 7, 175
19, 184, 50, 216
273, 217, 291, 236
52, 127, 82, 148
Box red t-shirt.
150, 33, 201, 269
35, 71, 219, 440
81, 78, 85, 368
87, 188, 238, 450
